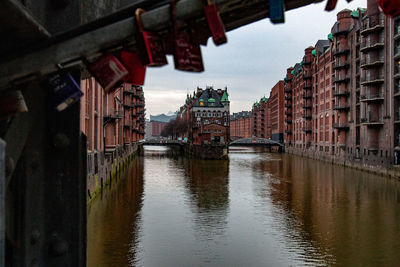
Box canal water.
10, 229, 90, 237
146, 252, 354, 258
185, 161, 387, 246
88, 146, 400, 266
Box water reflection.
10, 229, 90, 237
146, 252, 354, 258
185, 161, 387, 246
88, 146, 400, 266
87, 156, 144, 267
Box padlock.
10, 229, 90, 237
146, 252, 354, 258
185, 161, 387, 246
170, 1, 204, 72
0, 90, 28, 119
269, 0, 285, 24
87, 53, 128, 92
325, 0, 338, 11
204, 0, 227, 45
378, 0, 400, 17
46, 70, 83, 111
174, 30, 204, 72
120, 51, 146, 86
135, 8, 168, 67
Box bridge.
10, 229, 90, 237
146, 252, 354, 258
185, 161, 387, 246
140, 139, 184, 146
229, 138, 284, 150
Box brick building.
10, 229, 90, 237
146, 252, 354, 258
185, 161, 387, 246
269, 81, 285, 143
151, 121, 167, 137
190, 87, 230, 145
283, 0, 400, 170
230, 111, 253, 140
252, 96, 269, 138
80, 80, 145, 186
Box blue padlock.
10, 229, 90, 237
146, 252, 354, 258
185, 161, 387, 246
269, 0, 285, 24
46, 71, 83, 111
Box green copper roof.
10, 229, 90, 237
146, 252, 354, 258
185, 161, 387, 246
291, 70, 295, 75
300, 61, 304, 67
208, 98, 216, 103
221, 91, 229, 102
328, 33, 334, 42
261, 96, 267, 102
182, 108, 186, 114
312, 49, 317, 57
359, 7, 366, 13
351, 10, 359, 18
199, 98, 204, 102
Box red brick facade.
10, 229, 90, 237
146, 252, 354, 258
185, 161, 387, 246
283, 1, 400, 168
230, 111, 253, 140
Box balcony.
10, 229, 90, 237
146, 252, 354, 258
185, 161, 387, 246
394, 86, 400, 97
135, 103, 145, 108
303, 58, 312, 65
333, 61, 349, 70
333, 75, 350, 83
333, 122, 349, 130
124, 120, 133, 128
360, 75, 384, 86
333, 103, 350, 110
333, 88, 350, 97
360, 57, 384, 69
303, 71, 312, 79
332, 48, 350, 56
285, 129, 292, 134
285, 103, 292, 108
360, 17, 384, 35
303, 83, 312, 89
285, 118, 292, 123
302, 92, 312, 99
361, 117, 384, 126
360, 39, 384, 52
103, 109, 123, 120
123, 101, 134, 108
302, 114, 312, 119
285, 95, 292, 100
124, 87, 136, 94
395, 48, 400, 60
284, 110, 292, 115
360, 92, 384, 102
284, 88, 292, 93
303, 127, 312, 133
332, 24, 349, 36
303, 103, 312, 109
395, 27, 400, 40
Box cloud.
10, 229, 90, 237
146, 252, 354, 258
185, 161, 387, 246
144, 0, 367, 117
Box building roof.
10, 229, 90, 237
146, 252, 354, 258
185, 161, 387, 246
193, 88, 225, 108
315, 39, 330, 54
221, 90, 229, 102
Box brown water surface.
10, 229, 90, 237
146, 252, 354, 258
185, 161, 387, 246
88, 146, 400, 266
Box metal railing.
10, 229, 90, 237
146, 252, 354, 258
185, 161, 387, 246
103, 108, 123, 118
360, 92, 384, 101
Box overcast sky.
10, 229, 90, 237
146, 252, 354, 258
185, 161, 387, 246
143, 0, 367, 118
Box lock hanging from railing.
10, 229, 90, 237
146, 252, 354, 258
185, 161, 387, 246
203, 0, 227, 45
87, 53, 129, 92
0, 90, 28, 118
135, 8, 168, 67
45, 70, 83, 111
171, 0, 204, 72
120, 50, 146, 86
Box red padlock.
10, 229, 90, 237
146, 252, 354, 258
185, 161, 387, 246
120, 51, 146, 86
204, 0, 227, 46
135, 8, 168, 67
87, 53, 129, 92
171, 1, 204, 72
0, 90, 28, 119
378, 0, 400, 17
174, 30, 204, 72
325, 0, 338, 11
